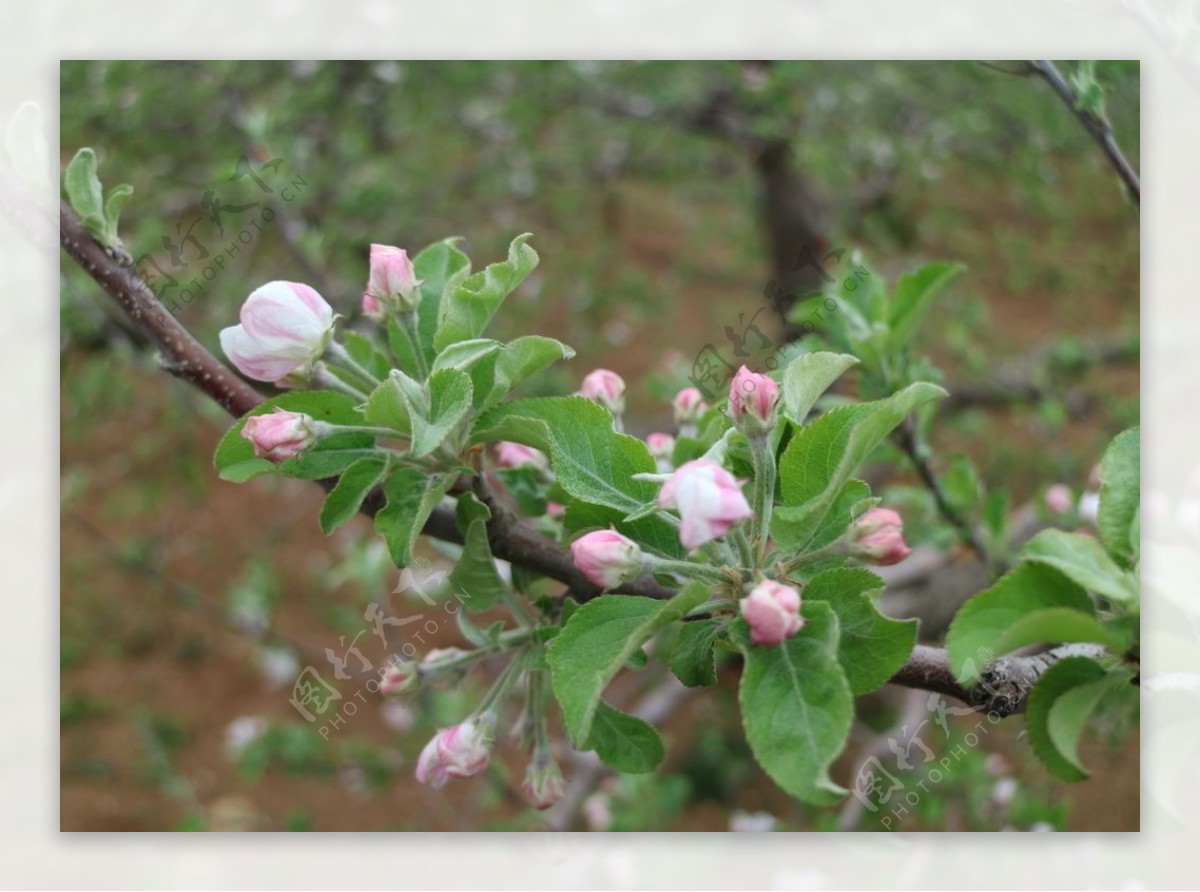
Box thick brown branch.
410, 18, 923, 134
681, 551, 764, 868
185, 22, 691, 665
59, 201, 1087, 712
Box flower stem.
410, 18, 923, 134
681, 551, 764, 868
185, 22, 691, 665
328, 342, 382, 389
315, 366, 369, 401
397, 310, 429, 380
645, 557, 729, 585
748, 432, 776, 569
474, 649, 528, 717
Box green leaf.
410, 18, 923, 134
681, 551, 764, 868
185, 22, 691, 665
473, 397, 677, 548
373, 469, 455, 567
1026, 657, 1131, 781
476, 335, 575, 410
779, 352, 859, 424
63, 147, 104, 223
363, 375, 413, 436
736, 601, 853, 806
213, 391, 372, 483
585, 702, 665, 773
446, 493, 509, 611
669, 619, 723, 688
774, 382, 946, 551
103, 183, 133, 240
804, 568, 917, 695
1097, 427, 1139, 566
945, 562, 1096, 684
413, 238, 472, 365
319, 457, 387, 534
802, 478, 875, 552
887, 262, 963, 350
990, 606, 1128, 659
1020, 528, 1139, 606
410, 367, 473, 458
547, 582, 710, 747
431, 338, 503, 373
434, 234, 538, 350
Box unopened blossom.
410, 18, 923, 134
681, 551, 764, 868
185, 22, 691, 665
570, 530, 643, 589
520, 752, 566, 810
728, 365, 780, 434
1044, 484, 1073, 515
378, 661, 417, 696
240, 410, 319, 462
361, 292, 385, 322
848, 507, 911, 566
366, 243, 422, 312
220, 280, 334, 383
646, 432, 676, 472
495, 441, 548, 471
657, 458, 753, 551
414, 717, 494, 788
739, 579, 804, 646
672, 386, 707, 427
580, 368, 626, 415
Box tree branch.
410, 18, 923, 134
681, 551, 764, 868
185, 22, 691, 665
1029, 60, 1140, 206
59, 201, 1087, 713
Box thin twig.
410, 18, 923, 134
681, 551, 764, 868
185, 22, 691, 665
1029, 60, 1140, 205
894, 418, 991, 567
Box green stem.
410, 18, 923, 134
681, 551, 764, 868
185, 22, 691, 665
397, 310, 429, 380
474, 649, 527, 717
328, 342, 382, 389
645, 557, 729, 585
730, 526, 755, 571
748, 432, 776, 569
315, 367, 369, 401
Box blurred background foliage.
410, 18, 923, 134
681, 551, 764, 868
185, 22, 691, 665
59, 60, 1138, 831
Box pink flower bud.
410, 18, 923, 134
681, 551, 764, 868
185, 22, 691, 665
240, 409, 318, 462
580, 368, 626, 415
657, 459, 754, 551
646, 432, 676, 471
421, 647, 468, 667
361, 292, 385, 322
366, 243, 421, 312
521, 753, 565, 810
728, 365, 779, 433
220, 281, 334, 384
379, 661, 417, 696
672, 387, 707, 426
547, 501, 565, 518
414, 717, 493, 788
570, 530, 643, 589
1044, 484, 1073, 515
849, 507, 911, 566
646, 432, 675, 458
739, 579, 804, 646
495, 441, 548, 471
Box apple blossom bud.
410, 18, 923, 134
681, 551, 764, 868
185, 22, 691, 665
570, 530, 643, 589
379, 661, 417, 696
495, 441, 548, 471
361, 292, 385, 322
240, 410, 319, 462
366, 243, 422, 312
414, 716, 494, 788
646, 432, 676, 472
422, 647, 469, 667
220, 281, 334, 384
848, 507, 911, 566
1044, 484, 1073, 515
1078, 491, 1100, 524
739, 579, 804, 646
728, 365, 779, 435
580, 368, 626, 415
672, 387, 707, 427
521, 751, 565, 810
657, 458, 753, 551
547, 501, 565, 518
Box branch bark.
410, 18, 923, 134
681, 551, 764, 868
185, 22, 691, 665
59, 201, 1076, 713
